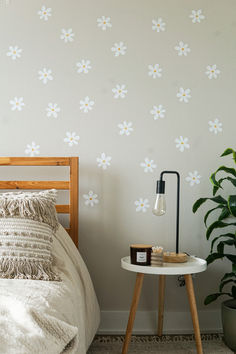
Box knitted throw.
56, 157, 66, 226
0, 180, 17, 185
0, 189, 60, 281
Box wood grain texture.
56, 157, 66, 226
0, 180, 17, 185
184, 274, 203, 354
0, 181, 69, 190
157, 275, 165, 336
0, 157, 79, 247
122, 273, 144, 354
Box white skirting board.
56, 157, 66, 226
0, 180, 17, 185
98, 310, 222, 334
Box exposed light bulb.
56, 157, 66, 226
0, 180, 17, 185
153, 193, 166, 216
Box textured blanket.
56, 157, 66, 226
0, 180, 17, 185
0, 225, 100, 354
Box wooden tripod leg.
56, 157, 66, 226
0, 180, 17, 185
122, 273, 144, 354
157, 274, 165, 336
184, 274, 203, 354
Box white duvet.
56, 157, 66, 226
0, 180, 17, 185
0, 225, 100, 354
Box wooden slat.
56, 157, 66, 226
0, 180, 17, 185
0, 181, 69, 190
56, 205, 69, 213
0, 157, 70, 166
65, 228, 70, 234
69, 157, 79, 246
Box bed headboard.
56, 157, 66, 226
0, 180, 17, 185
0, 157, 79, 247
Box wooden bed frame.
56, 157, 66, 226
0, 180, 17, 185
0, 157, 79, 247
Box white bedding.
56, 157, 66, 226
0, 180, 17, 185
0, 224, 100, 354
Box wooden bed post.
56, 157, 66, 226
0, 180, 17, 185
69, 157, 79, 247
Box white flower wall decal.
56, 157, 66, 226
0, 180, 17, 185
38, 68, 53, 84
174, 42, 191, 56
83, 191, 99, 207
38, 6, 52, 21
46, 103, 60, 118
97, 153, 112, 170
64, 132, 80, 146
152, 18, 166, 32
97, 16, 112, 30
111, 42, 127, 56
25, 142, 40, 156
118, 121, 133, 136
185, 171, 201, 186
205, 65, 220, 79
177, 88, 191, 103
112, 84, 127, 99
7, 46, 22, 60
150, 105, 165, 120
76, 60, 91, 74
10, 97, 25, 111
175, 136, 190, 152
134, 198, 150, 213
60, 28, 74, 43
148, 64, 162, 78
140, 158, 157, 173
80, 96, 95, 113
208, 119, 223, 134
190, 9, 205, 23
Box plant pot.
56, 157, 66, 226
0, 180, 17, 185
221, 299, 236, 351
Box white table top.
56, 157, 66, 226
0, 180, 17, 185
121, 256, 207, 275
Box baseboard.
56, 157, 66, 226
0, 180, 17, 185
98, 310, 222, 334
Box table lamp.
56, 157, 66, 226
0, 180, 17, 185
153, 170, 187, 263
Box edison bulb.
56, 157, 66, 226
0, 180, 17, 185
152, 194, 166, 216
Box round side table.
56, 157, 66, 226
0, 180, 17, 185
121, 256, 207, 354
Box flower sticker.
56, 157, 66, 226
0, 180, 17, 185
7, 46, 22, 60
152, 18, 166, 32
97, 16, 112, 30
111, 42, 127, 56
174, 42, 190, 56
60, 28, 74, 43
185, 171, 201, 186
9, 97, 25, 111
80, 96, 94, 113
140, 158, 157, 173
25, 142, 40, 156
135, 198, 150, 213
46, 103, 60, 118
76, 60, 91, 74
38, 68, 53, 84
97, 153, 112, 170
208, 119, 222, 134
205, 65, 220, 79
190, 9, 205, 23
112, 84, 127, 99
148, 64, 162, 78
118, 121, 133, 136
177, 88, 191, 103
64, 132, 80, 146
38, 6, 52, 21
175, 136, 190, 152
83, 191, 99, 207
150, 105, 165, 120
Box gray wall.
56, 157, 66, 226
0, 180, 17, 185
0, 0, 235, 333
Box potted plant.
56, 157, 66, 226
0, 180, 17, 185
193, 147, 236, 351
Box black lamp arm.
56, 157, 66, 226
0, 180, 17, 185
158, 170, 180, 254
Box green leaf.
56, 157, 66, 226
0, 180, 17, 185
206, 221, 236, 240
204, 293, 224, 305
221, 148, 235, 157
233, 264, 236, 272
204, 205, 224, 226
193, 196, 227, 213
206, 253, 224, 265
228, 195, 236, 217
211, 233, 235, 253
217, 239, 236, 254
221, 272, 236, 282
218, 207, 230, 221
221, 148, 236, 163
215, 166, 236, 178
226, 254, 236, 264
219, 279, 236, 292
232, 286, 236, 299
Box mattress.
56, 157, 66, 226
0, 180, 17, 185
0, 224, 100, 354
